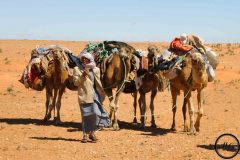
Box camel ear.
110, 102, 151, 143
147, 47, 151, 53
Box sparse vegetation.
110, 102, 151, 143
226, 48, 235, 55
4, 57, 10, 64
6, 85, 14, 93
213, 79, 221, 84
0, 48, 2, 53
215, 43, 222, 49
226, 43, 231, 48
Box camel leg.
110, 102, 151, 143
139, 92, 147, 129
133, 91, 138, 124
195, 89, 203, 132
55, 87, 65, 125
182, 98, 188, 132
150, 88, 157, 128
112, 86, 124, 131
43, 88, 53, 122
138, 93, 142, 126
187, 94, 196, 135
44, 88, 57, 123
105, 88, 114, 126
170, 87, 177, 131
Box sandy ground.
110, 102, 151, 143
0, 40, 240, 160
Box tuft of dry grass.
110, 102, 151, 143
6, 85, 14, 93
4, 57, 10, 65
6, 85, 16, 96
226, 43, 232, 48
0, 48, 2, 53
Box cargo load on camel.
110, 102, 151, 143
151, 47, 219, 82
19, 45, 76, 91
123, 48, 167, 94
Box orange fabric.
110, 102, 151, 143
170, 38, 193, 53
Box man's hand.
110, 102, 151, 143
82, 70, 88, 77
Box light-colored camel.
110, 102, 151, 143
43, 48, 77, 124
169, 52, 208, 135
21, 47, 77, 124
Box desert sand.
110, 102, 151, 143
0, 40, 239, 160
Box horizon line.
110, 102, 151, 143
0, 38, 239, 44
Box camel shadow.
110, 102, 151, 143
197, 144, 240, 153
30, 136, 80, 142
0, 118, 82, 131
118, 121, 171, 136
197, 144, 215, 150
0, 118, 171, 136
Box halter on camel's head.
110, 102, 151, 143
29, 49, 45, 74
147, 45, 160, 68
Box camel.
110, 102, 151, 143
132, 72, 167, 128
20, 46, 77, 124
81, 41, 137, 130
42, 48, 67, 124
167, 52, 208, 135
170, 52, 208, 135
130, 45, 168, 128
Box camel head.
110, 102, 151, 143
191, 52, 206, 71
28, 49, 44, 74
190, 52, 208, 84
147, 45, 160, 68
51, 48, 63, 60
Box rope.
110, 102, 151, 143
107, 58, 128, 99
131, 88, 191, 118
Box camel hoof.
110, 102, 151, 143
183, 126, 190, 132
43, 114, 51, 122
151, 124, 157, 128
54, 117, 62, 125
187, 129, 196, 136
140, 124, 145, 130
112, 123, 120, 131
194, 124, 200, 132
187, 132, 197, 136
133, 118, 137, 124
171, 127, 177, 132
132, 122, 138, 126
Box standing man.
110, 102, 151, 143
73, 52, 110, 143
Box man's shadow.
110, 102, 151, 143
0, 118, 171, 142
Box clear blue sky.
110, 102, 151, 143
1, 0, 240, 43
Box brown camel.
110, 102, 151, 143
168, 52, 208, 135
147, 45, 208, 134
132, 72, 166, 128
20, 46, 77, 124
82, 41, 137, 130
131, 45, 168, 128
43, 47, 78, 124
